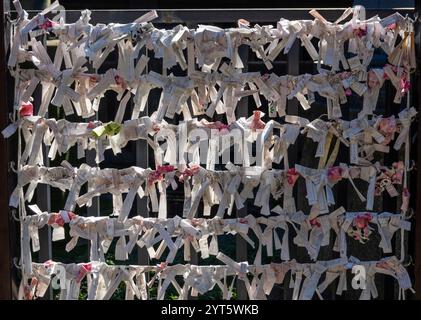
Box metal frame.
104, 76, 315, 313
0, 4, 419, 300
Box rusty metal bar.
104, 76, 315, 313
5, 8, 415, 24
0, 0, 12, 300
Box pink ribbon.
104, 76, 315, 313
286, 168, 299, 186
340, 72, 352, 96
351, 213, 373, 241
38, 18, 58, 30
261, 73, 270, 81
89, 75, 100, 86
157, 262, 168, 271
250, 110, 265, 131
339, 71, 352, 80
76, 263, 92, 283
375, 260, 392, 271
327, 166, 343, 184
178, 164, 200, 182
386, 23, 397, 30
309, 218, 321, 228
43, 260, 55, 268
47, 211, 76, 227
400, 76, 410, 95
204, 121, 230, 134
190, 218, 201, 227
391, 161, 404, 184
114, 75, 128, 90
353, 27, 367, 38
355, 213, 372, 229
87, 121, 96, 129
345, 88, 352, 96
148, 165, 175, 185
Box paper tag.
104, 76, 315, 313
263, 267, 276, 295
396, 266, 412, 290
190, 238, 200, 252
315, 135, 326, 158
385, 183, 399, 197
209, 235, 219, 256
184, 240, 191, 261
115, 236, 128, 260
350, 81, 367, 96
360, 167, 370, 182
331, 100, 342, 119
65, 236, 79, 252
341, 218, 352, 232
30, 227, 40, 252
296, 92, 311, 110
400, 220, 411, 231
350, 141, 359, 164
306, 179, 318, 205
106, 219, 114, 237
101, 239, 112, 254
52, 227, 65, 241
1, 123, 18, 138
